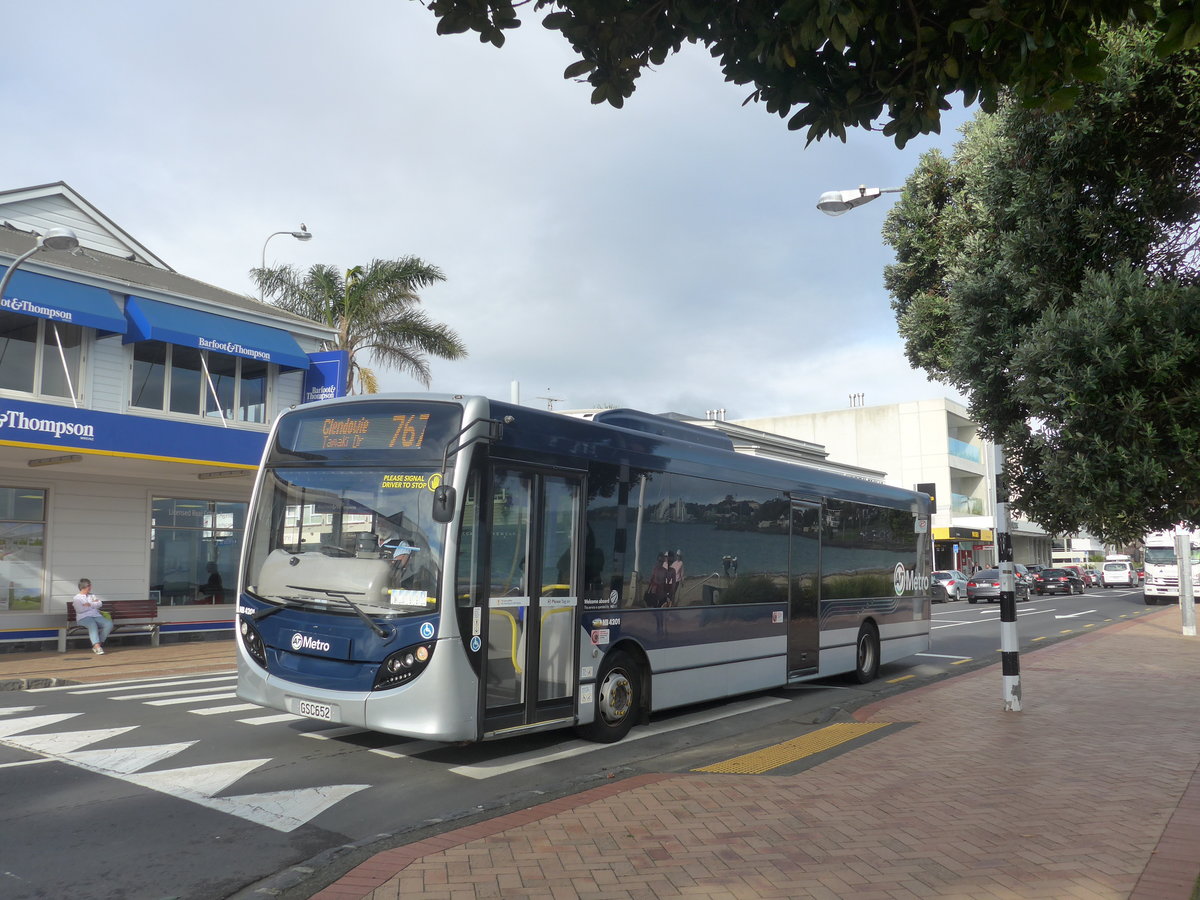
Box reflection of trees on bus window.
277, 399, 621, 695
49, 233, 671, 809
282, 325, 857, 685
581, 469, 919, 610
596, 471, 790, 607
821, 500, 916, 600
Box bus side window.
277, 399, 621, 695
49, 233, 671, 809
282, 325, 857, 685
456, 471, 482, 608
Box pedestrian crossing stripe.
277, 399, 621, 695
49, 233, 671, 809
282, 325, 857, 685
0, 712, 367, 832
693, 722, 895, 775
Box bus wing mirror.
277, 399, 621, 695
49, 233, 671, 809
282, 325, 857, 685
431, 484, 457, 523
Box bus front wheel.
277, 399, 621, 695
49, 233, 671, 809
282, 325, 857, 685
854, 623, 880, 684
577, 650, 640, 743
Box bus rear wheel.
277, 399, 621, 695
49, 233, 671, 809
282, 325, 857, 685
854, 623, 880, 684
577, 650, 640, 743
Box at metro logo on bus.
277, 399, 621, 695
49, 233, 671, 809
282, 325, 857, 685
291, 633, 332, 653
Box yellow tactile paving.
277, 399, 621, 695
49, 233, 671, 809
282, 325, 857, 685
692, 721, 894, 774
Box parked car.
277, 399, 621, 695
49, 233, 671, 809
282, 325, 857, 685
966, 569, 1030, 603
1035, 567, 1085, 595
1062, 565, 1090, 588
1085, 569, 1103, 587
1101, 560, 1138, 587
1014, 563, 1037, 589
931, 570, 969, 602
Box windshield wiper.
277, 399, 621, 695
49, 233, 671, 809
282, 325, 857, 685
285, 584, 389, 638
247, 593, 296, 621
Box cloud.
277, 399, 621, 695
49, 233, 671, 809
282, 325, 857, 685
3, 0, 970, 421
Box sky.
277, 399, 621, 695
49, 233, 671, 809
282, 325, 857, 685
7, 1, 973, 420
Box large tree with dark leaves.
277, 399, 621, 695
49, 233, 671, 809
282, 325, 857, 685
883, 26, 1200, 543
419, 0, 1200, 147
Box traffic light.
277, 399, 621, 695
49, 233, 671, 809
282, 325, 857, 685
916, 482, 936, 514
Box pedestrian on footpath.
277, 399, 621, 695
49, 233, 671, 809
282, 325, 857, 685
73, 578, 113, 655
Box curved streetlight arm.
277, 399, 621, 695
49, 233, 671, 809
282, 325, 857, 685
260, 225, 313, 272
0, 228, 81, 304
816, 185, 903, 216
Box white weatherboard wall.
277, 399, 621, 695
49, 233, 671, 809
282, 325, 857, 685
42, 472, 248, 612
47, 475, 150, 609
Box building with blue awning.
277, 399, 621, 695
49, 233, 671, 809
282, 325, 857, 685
0, 182, 338, 646
124, 294, 312, 371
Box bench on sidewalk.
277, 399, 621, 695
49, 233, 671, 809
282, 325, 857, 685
59, 599, 161, 652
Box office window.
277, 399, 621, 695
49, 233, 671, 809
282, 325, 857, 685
130, 340, 274, 422
0, 311, 83, 400
150, 498, 247, 606
0, 487, 47, 613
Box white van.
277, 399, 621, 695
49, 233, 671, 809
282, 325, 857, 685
1101, 560, 1136, 587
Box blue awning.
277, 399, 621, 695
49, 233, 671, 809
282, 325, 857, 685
0, 266, 127, 333
123, 295, 310, 370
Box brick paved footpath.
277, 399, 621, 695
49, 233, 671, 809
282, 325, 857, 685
311, 608, 1200, 900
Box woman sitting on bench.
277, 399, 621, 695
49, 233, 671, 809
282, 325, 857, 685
73, 578, 113, 655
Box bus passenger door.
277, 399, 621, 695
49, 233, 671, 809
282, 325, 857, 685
482, 468, 581, 735
788, 499, 821, 675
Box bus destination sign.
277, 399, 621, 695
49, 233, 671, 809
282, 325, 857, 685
319, 413, 430, 450
275, 401, 462, 460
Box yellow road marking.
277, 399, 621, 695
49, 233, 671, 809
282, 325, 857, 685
952, 658, 973, 665
887, 674, 915, 684
693, 722, 892, 775
1031, 636, 1047, 642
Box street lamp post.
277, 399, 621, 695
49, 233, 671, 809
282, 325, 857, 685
0, 227, 81, 303
259, 224, 312, 298
816, 185, 902, 216
816, 183, 1022, 710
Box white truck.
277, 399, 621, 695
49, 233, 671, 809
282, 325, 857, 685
1142, 530, 1200, 606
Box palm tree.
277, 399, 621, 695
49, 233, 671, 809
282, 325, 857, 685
253, 257, 467, 394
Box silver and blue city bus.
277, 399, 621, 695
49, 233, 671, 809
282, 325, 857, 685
236, 394, 932, 742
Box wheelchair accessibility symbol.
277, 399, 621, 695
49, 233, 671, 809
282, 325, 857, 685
420, 622, 435, 640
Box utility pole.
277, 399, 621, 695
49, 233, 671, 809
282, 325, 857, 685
994, 443, 1022, 711
1175, 532, 1196, 637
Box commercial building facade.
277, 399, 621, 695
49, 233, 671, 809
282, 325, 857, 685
0, 182, 336, 646
734, 398, 1053, 571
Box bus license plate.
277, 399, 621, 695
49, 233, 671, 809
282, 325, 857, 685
298, 700, 334, 721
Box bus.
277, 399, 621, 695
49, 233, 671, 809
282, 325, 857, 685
235, 394, 933, 743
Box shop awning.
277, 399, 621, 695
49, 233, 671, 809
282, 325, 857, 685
123, 295, 310, 370
0, 266, 127, 333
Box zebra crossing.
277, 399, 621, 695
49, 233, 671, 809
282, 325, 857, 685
37, 673, 302, 724
0, 709, 368, 832
7, 674, 797, 797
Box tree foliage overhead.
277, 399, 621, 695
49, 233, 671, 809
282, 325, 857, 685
882, 26, 1200, 543
253, 258, 467, 394
419, 0, 1200, 147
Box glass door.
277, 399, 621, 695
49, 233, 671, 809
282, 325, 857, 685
483, 468, 581, 733
788, 499, 821, 674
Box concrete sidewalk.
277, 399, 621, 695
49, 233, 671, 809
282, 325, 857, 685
0, 634, 235, 690
305, 608, 1200, 900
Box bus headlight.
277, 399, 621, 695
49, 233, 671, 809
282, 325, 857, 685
373, 641, 435, 691
239, 617, 267, 669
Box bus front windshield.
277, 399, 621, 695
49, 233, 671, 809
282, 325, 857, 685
244, 466, 445, 616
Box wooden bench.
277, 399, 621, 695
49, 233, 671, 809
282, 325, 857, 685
60, 599, 161, 652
